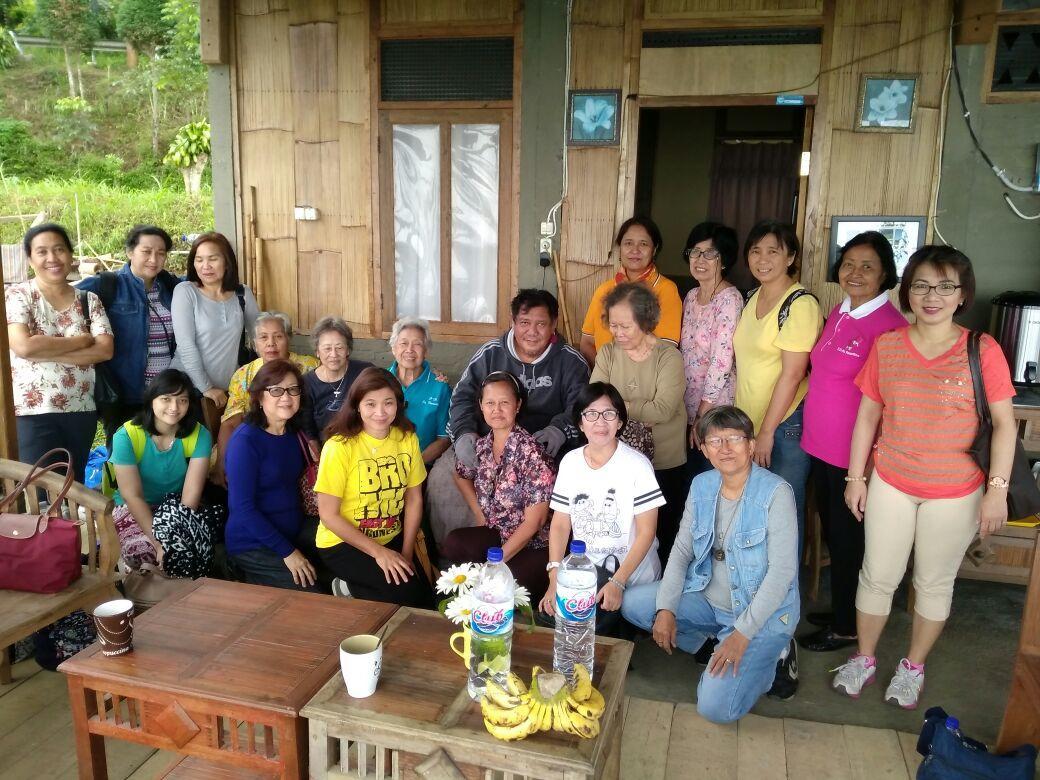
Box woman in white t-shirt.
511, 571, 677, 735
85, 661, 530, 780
539, 382, 665, 634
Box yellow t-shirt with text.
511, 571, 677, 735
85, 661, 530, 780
314, 428, 427, 548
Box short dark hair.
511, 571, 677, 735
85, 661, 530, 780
323, 367, 415, 441
615, 216, 663, 255
244, 359, 306, 431
132, 369, 202, 437
23, 223, 73, 257
898, 245, 976, 313
601, 281, 661, 333
695, 405, 755, 443
829, 230, 898, 291
510, 288, 559, 321
481, 371, 526, 404
125, 224, 173, 253
572, 381, 629, 434
744, 220, 801, 277
185, 231, 241, 292
684, 221, 739, 275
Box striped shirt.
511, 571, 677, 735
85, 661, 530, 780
855, 327, 1015, 499
549, 441, 664, 585
144, 285, 174, 387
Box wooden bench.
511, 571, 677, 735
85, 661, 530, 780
0, 458, 119, 684
997, 534, 1040, 752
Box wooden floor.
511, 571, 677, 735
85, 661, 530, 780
1, 659, 923, 779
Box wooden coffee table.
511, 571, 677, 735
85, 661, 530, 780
59, 578, 397, 779
303, 607, 632, 779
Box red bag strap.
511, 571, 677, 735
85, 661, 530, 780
297, 432, 317, 466
0, 448, 76, 516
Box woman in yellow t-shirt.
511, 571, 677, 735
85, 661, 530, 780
314, 367, 433, 607
732, 220, 823, 558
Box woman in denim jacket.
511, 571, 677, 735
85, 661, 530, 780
621, 405, 800, 723
79, 225, 180, 442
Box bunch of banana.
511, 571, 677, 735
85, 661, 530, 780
480, 664, 607, 742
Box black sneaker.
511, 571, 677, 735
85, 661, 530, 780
694, 637, 718, 665
767, 639, 799, 700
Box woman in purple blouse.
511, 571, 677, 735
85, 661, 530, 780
679, 221, 744, 478
442, 371, 556, 600
798, 231, 905, 652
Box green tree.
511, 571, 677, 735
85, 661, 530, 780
157, 0, 206, 106
0, 0, 32, 29
116, 0, 174, 154
35, 0, 99, 97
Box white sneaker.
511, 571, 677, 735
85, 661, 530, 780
331, 578, 351, 598
831, 655, 876, 698
884, 658, 924, 710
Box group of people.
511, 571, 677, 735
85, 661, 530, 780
8, 213, 1017, 723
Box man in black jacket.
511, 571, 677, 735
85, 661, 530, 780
428, 289, 590, 548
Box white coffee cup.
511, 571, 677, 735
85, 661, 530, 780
339, 634, 382, 698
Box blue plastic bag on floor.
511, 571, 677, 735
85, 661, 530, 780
84, 445, 108, 490
917, 706, 1036, 779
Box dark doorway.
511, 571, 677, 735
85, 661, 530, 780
634, 105, 808, 296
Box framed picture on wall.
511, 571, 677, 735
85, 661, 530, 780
829, 216, 927, 277
855, 74, 918, 133
567, 89, 622, 146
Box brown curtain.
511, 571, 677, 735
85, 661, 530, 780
708, 141, 800, 292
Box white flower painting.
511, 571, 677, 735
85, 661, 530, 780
857, 75, 917, 133
568, 90, 621, 145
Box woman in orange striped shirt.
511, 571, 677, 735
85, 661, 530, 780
831, 246, 1017, 710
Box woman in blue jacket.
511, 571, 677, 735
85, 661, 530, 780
79, 225, 180, 443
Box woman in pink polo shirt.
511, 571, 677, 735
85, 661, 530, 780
798, 232, 905, 653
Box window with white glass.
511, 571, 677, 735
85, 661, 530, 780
379, 110, 512, 336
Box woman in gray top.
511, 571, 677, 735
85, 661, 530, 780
170, 232, 259, 426
620, 405, 800, 723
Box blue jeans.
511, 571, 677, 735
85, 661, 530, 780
622, 582, 792, 724
769, 405, 809, 562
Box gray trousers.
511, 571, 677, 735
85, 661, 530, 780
426, 448, 477, 552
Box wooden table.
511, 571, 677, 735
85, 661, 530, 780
303, 608, 633, 780
58, 578, 397, 779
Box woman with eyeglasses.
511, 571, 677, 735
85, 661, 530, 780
621, 406, 801, 721
302, 316, 373, 443
442, 371, 556, 599
539, 382, 664, 635
797, 232, 905, 654
225, 359, 323, 591
314, 367, 433, 606
679, 221, 744, 478
579, 216, 683, 367
832, 246, 1016, 710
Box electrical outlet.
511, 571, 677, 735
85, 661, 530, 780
540, 221, 554, 237
539, 238, 553, 255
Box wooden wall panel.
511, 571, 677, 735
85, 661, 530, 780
380, 0, 512, 25
289, 23, 339, 143
644, 0, 822, 20
340, 226, 373, 328
570, 24, 625, 88
289, 0, 336, 24
235, 9, 292, 131
238, 129, 296, 241
639, 44, 821, 97
259, 238, 299, 322
294, 142, 341, 252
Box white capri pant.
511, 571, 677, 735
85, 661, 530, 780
856, 473, 982, 622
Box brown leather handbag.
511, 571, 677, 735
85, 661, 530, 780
118, 560, 185, 611
0, 449, 82, 593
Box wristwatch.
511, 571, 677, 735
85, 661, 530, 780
988, 476, 1010, 489
546, 561, 561, 572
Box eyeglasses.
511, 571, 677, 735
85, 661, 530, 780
683, 248, 721, 262
264, 385, 303, 397
703, 434, 748, 449
909, 281, 961, 297
581, 409, 620, 422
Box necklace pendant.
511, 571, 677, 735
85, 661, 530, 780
713, 548, 725, 561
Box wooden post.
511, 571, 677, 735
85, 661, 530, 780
0, 245, 19, 462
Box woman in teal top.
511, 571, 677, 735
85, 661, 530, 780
388, 316, 451, 466
110, 369, 224, 578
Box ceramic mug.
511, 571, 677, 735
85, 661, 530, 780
340, 634, 382, 698
93, 599, 135, 656
449, 626, 471, 669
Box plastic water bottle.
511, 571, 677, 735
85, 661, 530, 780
554, 540, 597, 682
468, 547, 515, 700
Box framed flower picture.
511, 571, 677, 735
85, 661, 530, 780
567, 89, 622, 146
855, 74, 918, 133
829, 215, 927, 277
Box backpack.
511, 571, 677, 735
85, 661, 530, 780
235, 285, 258, 365
744, 286, 819, 330
101, 422, 203, 498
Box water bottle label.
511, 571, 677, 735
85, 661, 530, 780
556, 585, 596, 621
471, 602, 514, 636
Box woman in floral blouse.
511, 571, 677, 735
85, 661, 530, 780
442, 371, 556, 600
679, 221, 743, 478
7, 223, 114, 481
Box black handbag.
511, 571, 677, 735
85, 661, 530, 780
966, 331, 1040, 520
78, 290, 120, 405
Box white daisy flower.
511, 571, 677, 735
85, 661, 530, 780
436, 563, 480, 595
513, 584, 530, 607
444, 594, 475, 625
